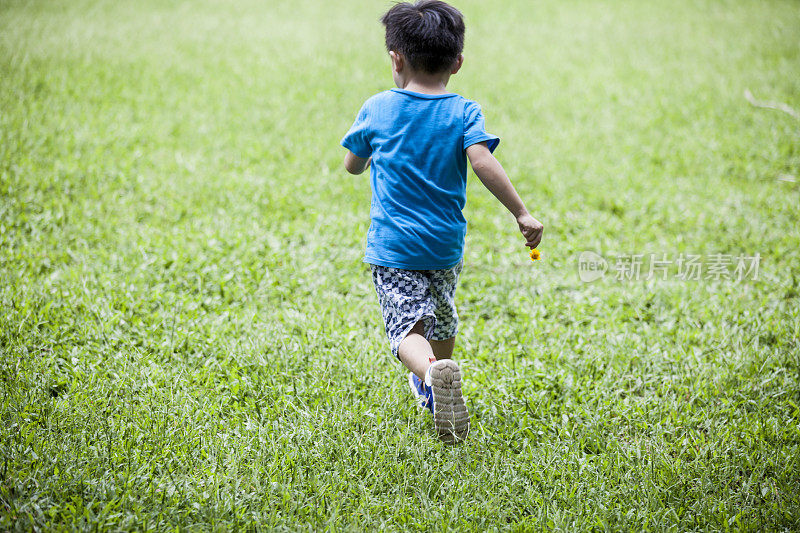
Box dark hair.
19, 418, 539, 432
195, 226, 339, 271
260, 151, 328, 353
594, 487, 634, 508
381, 0, 465, 74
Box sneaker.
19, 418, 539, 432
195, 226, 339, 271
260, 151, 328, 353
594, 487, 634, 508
408, 372, 433, 413
425, 360, 470, 444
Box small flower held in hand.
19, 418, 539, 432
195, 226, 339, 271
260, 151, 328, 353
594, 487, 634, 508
529, 248, 541, 261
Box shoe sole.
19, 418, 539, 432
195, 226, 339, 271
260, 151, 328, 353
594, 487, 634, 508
426, 360, 470, 444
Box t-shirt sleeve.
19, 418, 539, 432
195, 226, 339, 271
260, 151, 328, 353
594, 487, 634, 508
341, 103, 373, 158
463, 101, 500, 153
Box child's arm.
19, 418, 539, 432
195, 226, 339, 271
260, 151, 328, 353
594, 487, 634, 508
466, 141, 544, 249
343, 151, 371, 175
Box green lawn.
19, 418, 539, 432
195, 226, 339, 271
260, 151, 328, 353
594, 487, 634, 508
2, 0, 799, 530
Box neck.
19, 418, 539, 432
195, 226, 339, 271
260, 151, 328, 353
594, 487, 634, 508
398, 70, 451, 95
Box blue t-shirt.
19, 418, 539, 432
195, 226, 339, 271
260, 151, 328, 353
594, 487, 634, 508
341, 88, 499, 270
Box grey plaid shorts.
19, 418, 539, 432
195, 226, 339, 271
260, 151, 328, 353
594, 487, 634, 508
370, 261, 463, 359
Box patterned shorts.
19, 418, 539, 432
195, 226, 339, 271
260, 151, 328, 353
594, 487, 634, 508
370, 261, 463, 359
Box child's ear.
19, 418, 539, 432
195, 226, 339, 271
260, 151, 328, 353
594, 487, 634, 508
451, 54, 464, 74
389, 51, 404, 72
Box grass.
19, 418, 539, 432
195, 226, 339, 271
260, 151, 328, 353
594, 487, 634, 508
1, 0, 799, 530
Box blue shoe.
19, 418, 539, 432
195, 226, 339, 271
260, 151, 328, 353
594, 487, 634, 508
408, 372, 433, 414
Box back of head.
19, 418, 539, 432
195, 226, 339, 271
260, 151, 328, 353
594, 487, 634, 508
381, 0, 465, 74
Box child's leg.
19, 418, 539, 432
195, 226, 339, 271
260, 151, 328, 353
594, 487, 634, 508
398, 330, 456, 379
430, 336, 455, 360
398, 321, 436, 380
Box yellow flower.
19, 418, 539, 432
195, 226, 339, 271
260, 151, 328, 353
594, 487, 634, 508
529, 248, 541, 261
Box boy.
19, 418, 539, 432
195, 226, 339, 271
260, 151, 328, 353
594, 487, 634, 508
341, 0, 543, 443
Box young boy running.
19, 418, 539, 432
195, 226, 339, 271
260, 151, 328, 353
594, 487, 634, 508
341, 0, 543, 443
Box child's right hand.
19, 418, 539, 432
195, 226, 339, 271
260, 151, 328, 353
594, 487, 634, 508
517, 213, 543, 248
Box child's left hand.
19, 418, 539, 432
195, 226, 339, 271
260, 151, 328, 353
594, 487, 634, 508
516, 213, 543, 248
